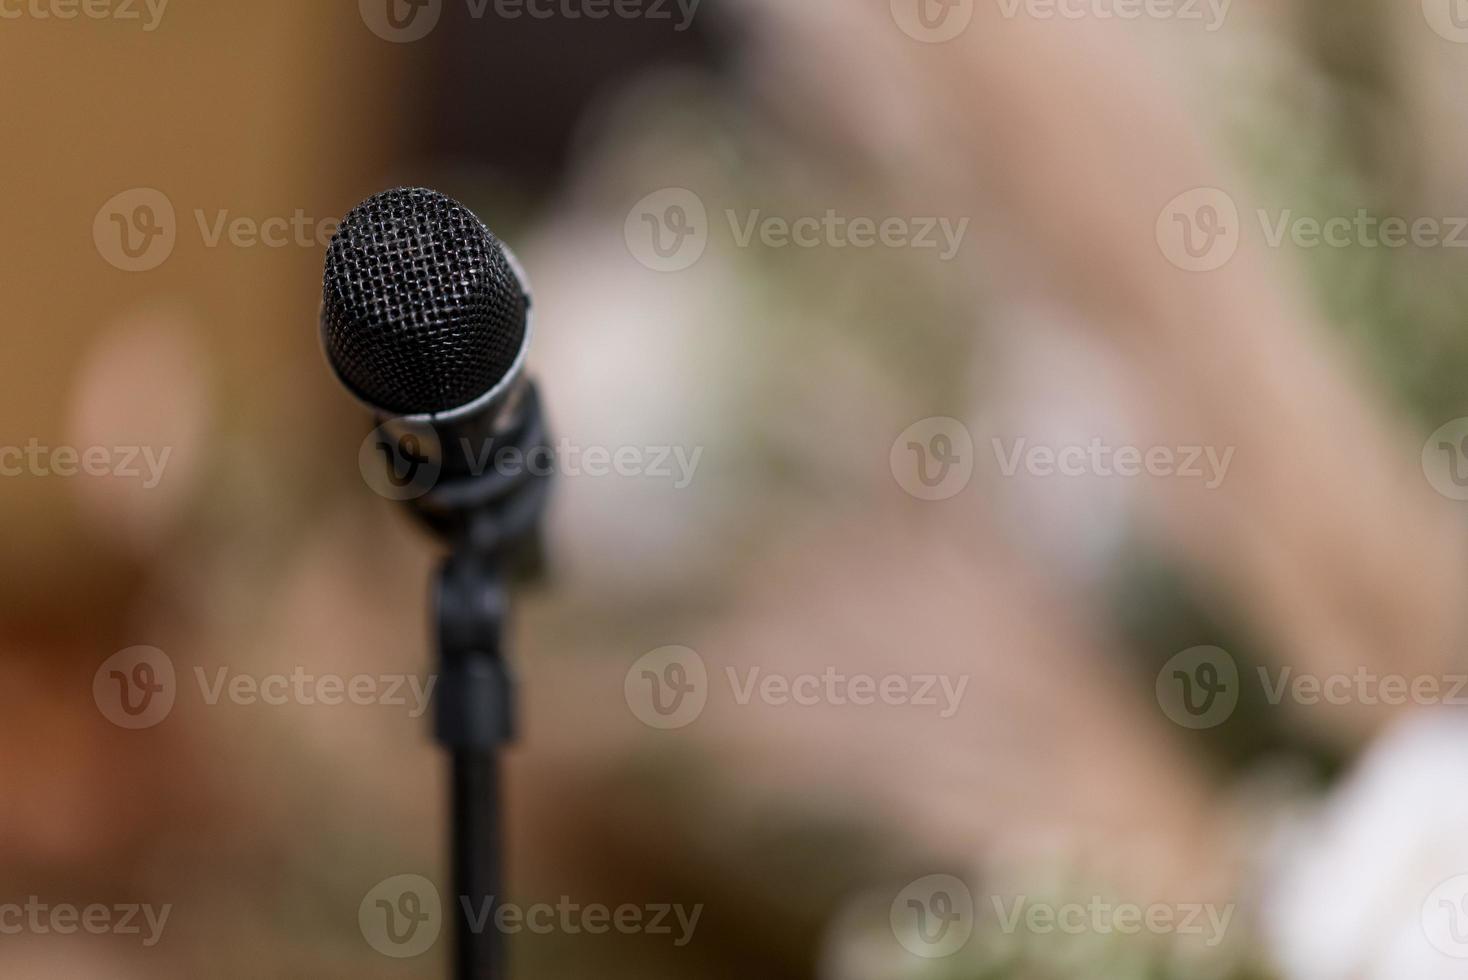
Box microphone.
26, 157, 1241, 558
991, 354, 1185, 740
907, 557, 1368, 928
319, 188, 555, 979
321, 186, 536, 480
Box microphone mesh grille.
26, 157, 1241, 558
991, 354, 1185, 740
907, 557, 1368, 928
321, 187, 527, 415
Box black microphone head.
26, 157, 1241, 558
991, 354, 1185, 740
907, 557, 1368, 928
321, 187, 529, 417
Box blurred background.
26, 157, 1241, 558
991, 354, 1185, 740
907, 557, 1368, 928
6, 0, 1468, 976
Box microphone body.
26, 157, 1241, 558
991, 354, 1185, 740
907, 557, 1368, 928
320, 186, 552, 546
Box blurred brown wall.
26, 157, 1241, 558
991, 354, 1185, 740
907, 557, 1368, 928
0, 2, 412, 622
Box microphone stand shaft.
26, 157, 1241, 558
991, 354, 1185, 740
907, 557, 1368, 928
452, 748, 502, 979
420, 383, 551, 980
436, 561, 515, 980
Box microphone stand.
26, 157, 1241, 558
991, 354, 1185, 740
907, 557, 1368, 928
410, 383, 552, 980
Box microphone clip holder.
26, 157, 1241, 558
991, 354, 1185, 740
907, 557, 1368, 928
420, 381, 552, 751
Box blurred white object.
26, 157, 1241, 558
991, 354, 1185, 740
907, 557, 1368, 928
1264, 711, 1468, 979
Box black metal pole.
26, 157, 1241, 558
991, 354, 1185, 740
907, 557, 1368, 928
420, 383, 550, 980
436, 559, 515, 980
452, 748, 501, 979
